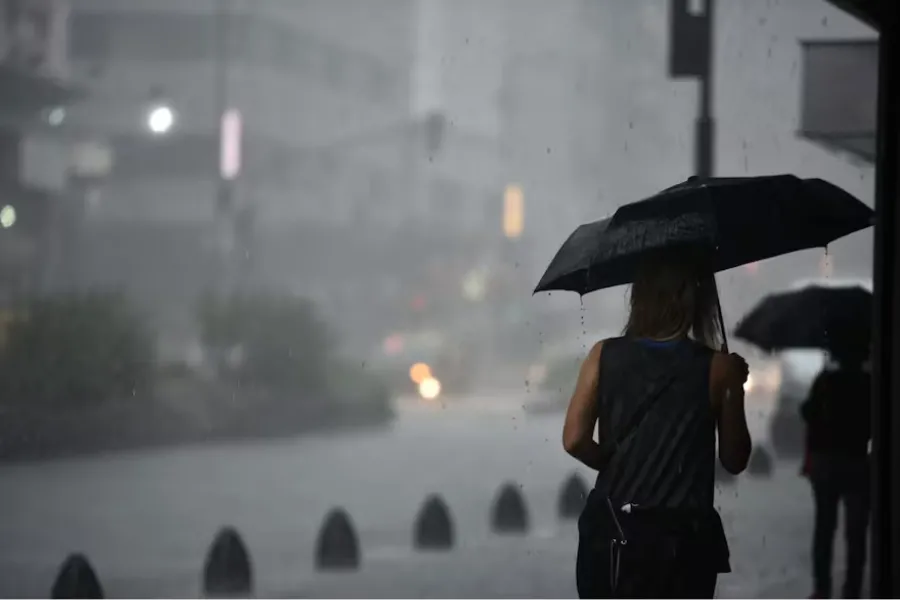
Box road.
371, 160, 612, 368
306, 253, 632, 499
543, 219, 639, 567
0, 393, 842, 598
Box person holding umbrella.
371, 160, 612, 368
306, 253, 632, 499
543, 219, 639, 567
736, 284, 873, 599
536, 175, 873, 598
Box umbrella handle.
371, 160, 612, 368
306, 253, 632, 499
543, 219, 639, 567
713, 275, 729, 353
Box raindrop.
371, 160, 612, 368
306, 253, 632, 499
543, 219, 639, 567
821, 16, 828, 27
546, 147, 552, 154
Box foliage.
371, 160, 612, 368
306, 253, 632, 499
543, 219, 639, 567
0, 291, 154, 406
197, 292, 337, 393
325, 358, 391, 412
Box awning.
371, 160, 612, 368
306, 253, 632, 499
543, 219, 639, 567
799, 39, 877, 163
826, 0, 880, 30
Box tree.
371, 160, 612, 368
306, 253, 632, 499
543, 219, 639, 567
0, 291, 154, 407
197, 292, 335, 394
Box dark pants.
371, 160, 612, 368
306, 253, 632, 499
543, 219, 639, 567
576, 495, 725, 598
808, 454, 870, 598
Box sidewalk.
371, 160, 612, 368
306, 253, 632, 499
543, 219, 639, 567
272, 464, 826, 599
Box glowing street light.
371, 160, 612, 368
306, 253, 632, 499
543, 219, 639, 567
0, 205, 16, 229
46, 106, 65, 127
146, 104, 175, 135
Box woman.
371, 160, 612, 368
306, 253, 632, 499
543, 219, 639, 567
801, 351, 871, 599
563, 249, 752, 599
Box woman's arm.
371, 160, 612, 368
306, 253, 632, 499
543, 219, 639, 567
712, 352, 752, 475
562, 341, 611, 471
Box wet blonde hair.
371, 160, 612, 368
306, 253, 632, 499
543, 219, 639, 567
624, 248, 724, 350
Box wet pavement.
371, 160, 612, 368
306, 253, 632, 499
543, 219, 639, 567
0, 394, 842, 598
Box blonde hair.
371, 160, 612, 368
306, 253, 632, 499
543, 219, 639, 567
624, 248, 724, 350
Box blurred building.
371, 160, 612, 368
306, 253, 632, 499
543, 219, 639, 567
60, 0, 666, 359
65, 0, 417, 342
798, 38, 877, 164
0, 0, 80, 302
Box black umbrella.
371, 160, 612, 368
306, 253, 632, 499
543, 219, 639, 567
734, 285, 872, 358
534, 175, 873, 295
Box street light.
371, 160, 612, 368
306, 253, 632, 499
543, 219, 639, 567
46, 106, 65, 127
0, 205, 16, 229
146, 103, 175, 135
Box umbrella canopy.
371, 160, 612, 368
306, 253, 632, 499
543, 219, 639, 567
534, 175, 874, 295
734, 285, 872, 358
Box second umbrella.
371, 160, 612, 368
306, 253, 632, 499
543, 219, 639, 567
734, 284, 872, 358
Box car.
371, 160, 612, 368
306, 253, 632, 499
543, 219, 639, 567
767, 349, 825, 458
369, 329, 475, 402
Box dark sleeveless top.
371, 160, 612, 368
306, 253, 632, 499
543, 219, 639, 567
593, 336, 717, 510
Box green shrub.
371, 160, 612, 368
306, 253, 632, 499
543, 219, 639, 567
197, 293, 336, 394
0, 292, 154, 407
326, 359, 391, 411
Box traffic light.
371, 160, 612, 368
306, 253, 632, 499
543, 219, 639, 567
668, 0, 712, 79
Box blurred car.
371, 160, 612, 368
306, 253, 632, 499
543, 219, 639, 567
522, 334, 613, 415
368, 329, 475, 401
766, 349, 824, 458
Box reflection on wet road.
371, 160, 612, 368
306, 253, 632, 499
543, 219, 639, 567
0, 394, 828, 598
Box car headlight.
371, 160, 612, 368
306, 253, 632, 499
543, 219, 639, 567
418, 376, 441, 400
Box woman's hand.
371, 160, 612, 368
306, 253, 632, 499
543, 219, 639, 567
729, 353, 749, 385
714, 352, 753, 474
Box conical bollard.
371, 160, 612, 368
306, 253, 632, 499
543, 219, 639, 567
203, 526, 253, 597
557, 472, 589, 520
747, 446, 774, 477
413, 494, 454, 550
315, 508, 360, 571
51, 554, 103, 599
490, 482, 529, 534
